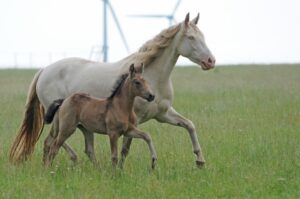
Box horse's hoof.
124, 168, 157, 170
196, 160, 205, 168
151, 158, 157, 170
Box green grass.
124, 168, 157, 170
0, 65, 299, 198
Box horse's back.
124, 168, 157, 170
36, 57, 121, 109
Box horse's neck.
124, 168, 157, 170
146, 38, 179, 82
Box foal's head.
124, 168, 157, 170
128, 64, 155, 102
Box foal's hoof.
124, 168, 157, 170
196, 160, 205, 168
118, 160, 125, 170
70, 155, 78, 163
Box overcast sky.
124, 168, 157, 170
0, 0, 299, 67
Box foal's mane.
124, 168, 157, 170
107, 73, 129, 100
127, 24, 181, 66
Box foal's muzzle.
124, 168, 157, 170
146, 94, 155, 102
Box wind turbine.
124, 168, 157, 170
128, 0, 181, 26
91, 0, 130, 62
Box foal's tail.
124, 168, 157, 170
9, 69, 45, 164
44, 99, 64, 124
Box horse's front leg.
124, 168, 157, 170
126, 127, 157, 170
155, 106, 205, 168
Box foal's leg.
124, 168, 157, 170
61, 143, 78, 163
43, 130, 55, 164
108, 132, 119, 168
126, 127, 157, 170
78, 125, 97, 164
45, 124, 77, 167
119, 137, 133, 169
43, 120, 59, 165
155, 106, 205, 167
44, 119, 77, 163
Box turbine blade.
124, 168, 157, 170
171, 0, 181, 16
107, 2, 130, 53
172, 18, 178, 24
128, 14, 169, 18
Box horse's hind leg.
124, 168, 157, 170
78, 125, 97, 164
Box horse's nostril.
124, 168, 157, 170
208, 57, 216, 65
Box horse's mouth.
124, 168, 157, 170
200, 61, 214, 71
190, 58, 214, 70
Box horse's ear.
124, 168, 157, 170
129, 64, 136, 79
184, 13, 190, 27
192, 13, 199, 25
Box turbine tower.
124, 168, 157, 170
128, 0, 181, 26
91, 0, 130, 62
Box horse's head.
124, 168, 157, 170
177, 13, 216, 70
129, 63, 155, 102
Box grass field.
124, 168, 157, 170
0, 65, 299, 198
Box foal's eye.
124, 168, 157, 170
134, 81, 141, 86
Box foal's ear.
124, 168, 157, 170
192, 13, 199, 25
184, 13, 190, 27
129, 64, 136, 79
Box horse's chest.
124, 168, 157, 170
134, 94, 172, 123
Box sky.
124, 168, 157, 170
0, 0, 299, 68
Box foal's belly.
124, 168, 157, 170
80, 121, 107, 134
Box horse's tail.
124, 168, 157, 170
44, 99, 64, 124
9, 69, 45, 164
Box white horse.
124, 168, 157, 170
10, 13, 215, 167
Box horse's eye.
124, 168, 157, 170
188, 35, 195, 40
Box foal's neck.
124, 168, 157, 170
112, 79, 135, 114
